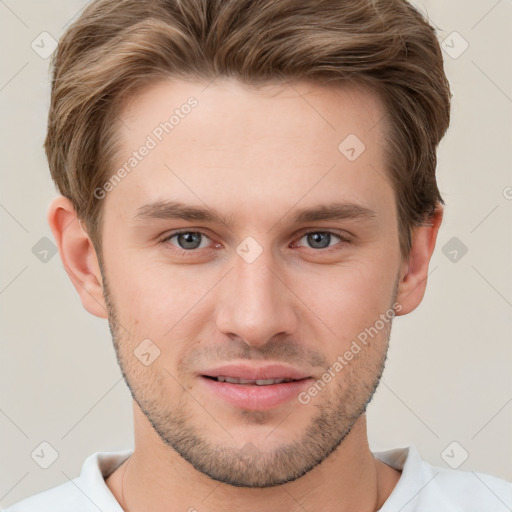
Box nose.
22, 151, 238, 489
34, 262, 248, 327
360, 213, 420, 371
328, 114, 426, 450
214, 245, 298, 348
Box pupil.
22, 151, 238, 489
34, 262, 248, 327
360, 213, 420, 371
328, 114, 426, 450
308, 232, 330, 249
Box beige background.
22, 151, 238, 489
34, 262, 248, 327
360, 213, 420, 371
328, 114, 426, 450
1, 0, 511, 508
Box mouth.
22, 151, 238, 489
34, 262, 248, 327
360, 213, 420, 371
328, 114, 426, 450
198, 364, 314, 410
203, 376, 302, 385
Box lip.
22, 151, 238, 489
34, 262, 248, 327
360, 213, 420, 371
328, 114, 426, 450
199, 363, 311, 381
198, 363, 313, 410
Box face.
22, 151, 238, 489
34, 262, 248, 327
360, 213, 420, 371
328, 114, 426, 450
98, 78, 404, 487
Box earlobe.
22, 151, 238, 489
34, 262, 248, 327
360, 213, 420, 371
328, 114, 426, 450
47, 196, 108, 319
395, 205, 444, 316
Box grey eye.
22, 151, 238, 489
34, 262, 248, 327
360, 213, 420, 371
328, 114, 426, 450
300, 232, 341, 249
173, 232, 205, 250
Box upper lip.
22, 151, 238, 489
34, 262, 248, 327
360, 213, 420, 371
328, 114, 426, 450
200, 364, 312, 381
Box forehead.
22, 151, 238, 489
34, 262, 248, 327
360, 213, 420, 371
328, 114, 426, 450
105, 77, 393, 228
118, 77, 386, 147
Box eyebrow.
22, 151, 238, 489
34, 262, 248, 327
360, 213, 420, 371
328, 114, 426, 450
133, 200, 377, 227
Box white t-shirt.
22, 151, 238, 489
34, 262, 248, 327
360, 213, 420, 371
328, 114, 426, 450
3, 445, 511, 511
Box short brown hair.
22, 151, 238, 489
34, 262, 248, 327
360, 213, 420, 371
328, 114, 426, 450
45, 0, 451, 259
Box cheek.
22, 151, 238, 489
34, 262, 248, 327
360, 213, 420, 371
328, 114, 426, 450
298, 258, 397, 315
106, 248, 200, 321
291, 258, 398, 356
105, 259, 213, 365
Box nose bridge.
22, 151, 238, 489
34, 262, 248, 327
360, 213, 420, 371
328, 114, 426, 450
215, 242, 297, 346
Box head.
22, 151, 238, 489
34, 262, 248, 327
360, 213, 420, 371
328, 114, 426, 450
47, 0, 450, 488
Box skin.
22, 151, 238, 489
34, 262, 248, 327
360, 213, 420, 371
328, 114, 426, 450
48, 78, 443, 512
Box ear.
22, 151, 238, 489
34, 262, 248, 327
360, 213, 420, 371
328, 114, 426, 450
47, 196, 108, 319
395, 204, 443, 315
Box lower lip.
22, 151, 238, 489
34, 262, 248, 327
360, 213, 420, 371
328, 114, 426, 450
199, 376, 313, 410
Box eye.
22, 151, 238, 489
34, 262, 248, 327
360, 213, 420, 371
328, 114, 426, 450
162, 231, 212, 251
294, 231, 348, 250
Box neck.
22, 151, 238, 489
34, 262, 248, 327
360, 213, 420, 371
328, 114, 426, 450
106, 408, 400, 512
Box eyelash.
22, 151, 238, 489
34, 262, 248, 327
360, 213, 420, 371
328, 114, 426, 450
159, 229, 352, 256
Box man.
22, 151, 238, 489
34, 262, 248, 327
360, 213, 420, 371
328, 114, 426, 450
5, 0, 511, 510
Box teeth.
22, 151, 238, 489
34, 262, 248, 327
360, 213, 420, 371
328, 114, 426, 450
215, 376, 295, 385
255, 379, 280, 385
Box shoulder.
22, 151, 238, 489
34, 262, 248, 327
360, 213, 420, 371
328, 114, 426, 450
2, 480, 93, 512
2, 450, 132, 512
431, 466, 512, 510
374, 445, 512, 512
